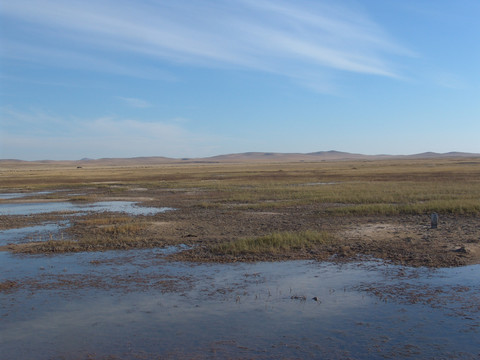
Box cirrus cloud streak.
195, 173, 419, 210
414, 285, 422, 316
1, 0, 413, 88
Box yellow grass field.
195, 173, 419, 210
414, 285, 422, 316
1, 157, 480, 266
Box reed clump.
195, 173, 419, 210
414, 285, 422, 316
209, 230, 334, 256
99, 223, 145, 235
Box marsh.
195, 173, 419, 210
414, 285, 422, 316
1, 158, 480, 358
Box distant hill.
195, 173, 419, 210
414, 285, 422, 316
1, 151, 480, 166
405, 152, 480, 159
75, 156, 176, 165
201, 150, 480, 163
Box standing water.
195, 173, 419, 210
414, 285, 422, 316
1, 249, 479, 359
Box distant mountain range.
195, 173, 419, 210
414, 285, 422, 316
2, 151, 480, 165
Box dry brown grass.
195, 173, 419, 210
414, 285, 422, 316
209, 230, 334, 256
2, 158, 480, 215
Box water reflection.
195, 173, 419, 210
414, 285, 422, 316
0, 191, 54, 200
1, 250, 478, 359
0, 221, 69, 246
0, 201, 173, 216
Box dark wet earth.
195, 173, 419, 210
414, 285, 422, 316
1, 248, 479, 360
1, 192, 479, 358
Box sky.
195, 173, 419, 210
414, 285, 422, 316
1, 0, 479, 160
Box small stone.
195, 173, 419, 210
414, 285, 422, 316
312, 296, 320, 302
431, 213, 438, 229
453, 246, 467, 254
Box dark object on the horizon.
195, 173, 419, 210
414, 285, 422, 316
431, 213, 438, 229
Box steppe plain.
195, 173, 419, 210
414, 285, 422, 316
1, 154, 479, 267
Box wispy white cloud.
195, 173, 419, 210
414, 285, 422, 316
117, 97, 152, 109
1, 0, 412, 89
1, 40, 176, 81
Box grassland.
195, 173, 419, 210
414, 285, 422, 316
1, 158, 479, 266
2, 158, 479, 214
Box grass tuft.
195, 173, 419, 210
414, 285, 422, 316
99, 223, 145, 235
209, 230, 333, 256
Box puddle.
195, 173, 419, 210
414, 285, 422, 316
0, 193, 27, 200
1, 250, 479, 359
0, 191, 54, 200
0, 221, 70, 246
0, 201, 173, 216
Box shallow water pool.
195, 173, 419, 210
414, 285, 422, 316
0, 221, 70, 246
1, 249, 478, 359
0, 200, 173, 216
0, 191, 54, 200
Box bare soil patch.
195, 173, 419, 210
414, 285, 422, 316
167, 207, 480, 267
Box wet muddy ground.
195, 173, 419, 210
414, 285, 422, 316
1, 187, 479, 359
1, 188, 479, 267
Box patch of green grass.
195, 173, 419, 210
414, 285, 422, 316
209, 230, 334, 256
329, 199, 480, 216
214, 180, 480, 214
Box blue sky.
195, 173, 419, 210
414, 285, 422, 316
1, 0, 479, 160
